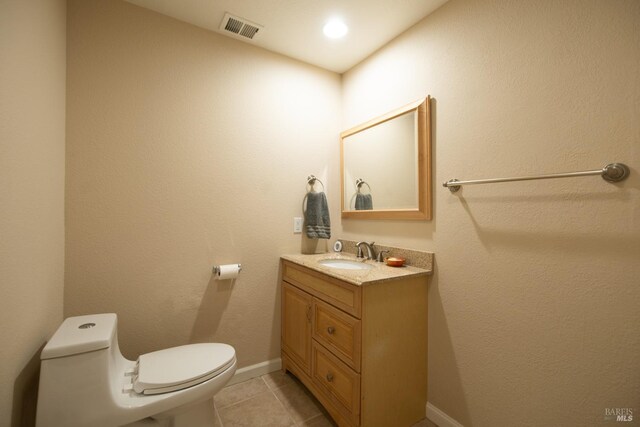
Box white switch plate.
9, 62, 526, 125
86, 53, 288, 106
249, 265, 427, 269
293, 217, 303, 233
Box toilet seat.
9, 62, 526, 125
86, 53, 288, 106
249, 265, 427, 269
133, 343, 236, 395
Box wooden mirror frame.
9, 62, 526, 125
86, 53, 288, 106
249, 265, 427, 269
340, 96, 432, 220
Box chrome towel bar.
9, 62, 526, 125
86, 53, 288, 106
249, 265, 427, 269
443, 163, 630, 193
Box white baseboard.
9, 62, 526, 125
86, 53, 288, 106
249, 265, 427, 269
227, 358, 282, 386
427, 402, 464, 427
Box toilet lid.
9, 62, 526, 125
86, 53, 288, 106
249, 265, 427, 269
133, 343, 235, 395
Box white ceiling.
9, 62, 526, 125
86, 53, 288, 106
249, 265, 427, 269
124, 0, 449, 73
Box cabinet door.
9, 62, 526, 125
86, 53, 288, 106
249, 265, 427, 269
282, 282, 313, 374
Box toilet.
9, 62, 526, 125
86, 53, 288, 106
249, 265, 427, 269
35, 313, 236, 427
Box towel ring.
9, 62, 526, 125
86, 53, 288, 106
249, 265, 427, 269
355, 178, 371, 193
307, 175, 325, 192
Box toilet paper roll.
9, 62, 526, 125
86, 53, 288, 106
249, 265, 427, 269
215, 264, 241, 280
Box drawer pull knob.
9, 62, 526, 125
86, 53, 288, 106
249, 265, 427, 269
327, 326, 335, 335
326, 373, 334, 382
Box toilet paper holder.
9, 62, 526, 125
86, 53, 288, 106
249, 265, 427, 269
212, 264, 242, 275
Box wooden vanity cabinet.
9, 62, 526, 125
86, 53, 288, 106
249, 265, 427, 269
281, 260, 428, 427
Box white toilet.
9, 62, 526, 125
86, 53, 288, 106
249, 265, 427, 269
36, 313, 236, 427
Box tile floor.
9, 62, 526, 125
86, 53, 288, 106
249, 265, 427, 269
211, 370, 436, 427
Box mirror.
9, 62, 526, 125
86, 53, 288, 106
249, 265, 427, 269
340, 96, 432, 220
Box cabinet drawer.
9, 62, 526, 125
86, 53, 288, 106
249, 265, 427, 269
282, 261, 361, 318
312, 341, 360, 424
313, 299, 361, 372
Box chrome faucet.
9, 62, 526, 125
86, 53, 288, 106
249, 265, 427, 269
355, 241, 376, 260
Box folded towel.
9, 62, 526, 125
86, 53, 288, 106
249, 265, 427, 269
355, 193, 373, 210
305, 192, 331, 239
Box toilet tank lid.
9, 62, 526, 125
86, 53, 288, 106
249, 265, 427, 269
41, 313, 117, 360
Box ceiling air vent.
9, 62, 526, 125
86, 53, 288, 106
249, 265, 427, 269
219, 13, 263, 41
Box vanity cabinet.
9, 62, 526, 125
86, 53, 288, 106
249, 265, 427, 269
281, 259, 428, 427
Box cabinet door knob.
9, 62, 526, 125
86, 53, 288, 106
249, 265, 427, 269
327, 326, 335, 335
326, 373, 334, 382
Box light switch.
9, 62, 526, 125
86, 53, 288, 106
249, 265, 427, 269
293, 217, 303, 233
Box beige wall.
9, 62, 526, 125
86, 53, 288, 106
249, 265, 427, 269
0, 0, 67, 426
340, 0, 640, 425
65, 0, 341, 366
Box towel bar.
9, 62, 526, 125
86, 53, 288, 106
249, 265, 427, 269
443, 163, 630, 193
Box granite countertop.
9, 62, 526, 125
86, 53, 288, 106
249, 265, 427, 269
281, 252, 432, 286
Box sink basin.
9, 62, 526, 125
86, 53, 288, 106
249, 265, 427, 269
318, 259, 374, 271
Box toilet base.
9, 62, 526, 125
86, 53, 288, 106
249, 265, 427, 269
123, 398, 218, 427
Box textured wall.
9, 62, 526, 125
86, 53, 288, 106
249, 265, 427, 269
0, 0, 66, 426
340, 0, 640, 425
65, 0, 341, 366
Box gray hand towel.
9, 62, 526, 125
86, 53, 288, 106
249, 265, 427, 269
305, 192, 331, 239
355, 193, 373, 210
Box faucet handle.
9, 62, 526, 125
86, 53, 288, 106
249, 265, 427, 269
377, 250, 389, 263
355, 243, 364, 258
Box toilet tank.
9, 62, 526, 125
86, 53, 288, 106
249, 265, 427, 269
41, 313, 117, 360
37, 313, 127, 427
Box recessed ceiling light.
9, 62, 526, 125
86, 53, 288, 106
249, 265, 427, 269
323, 19, 348, 39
